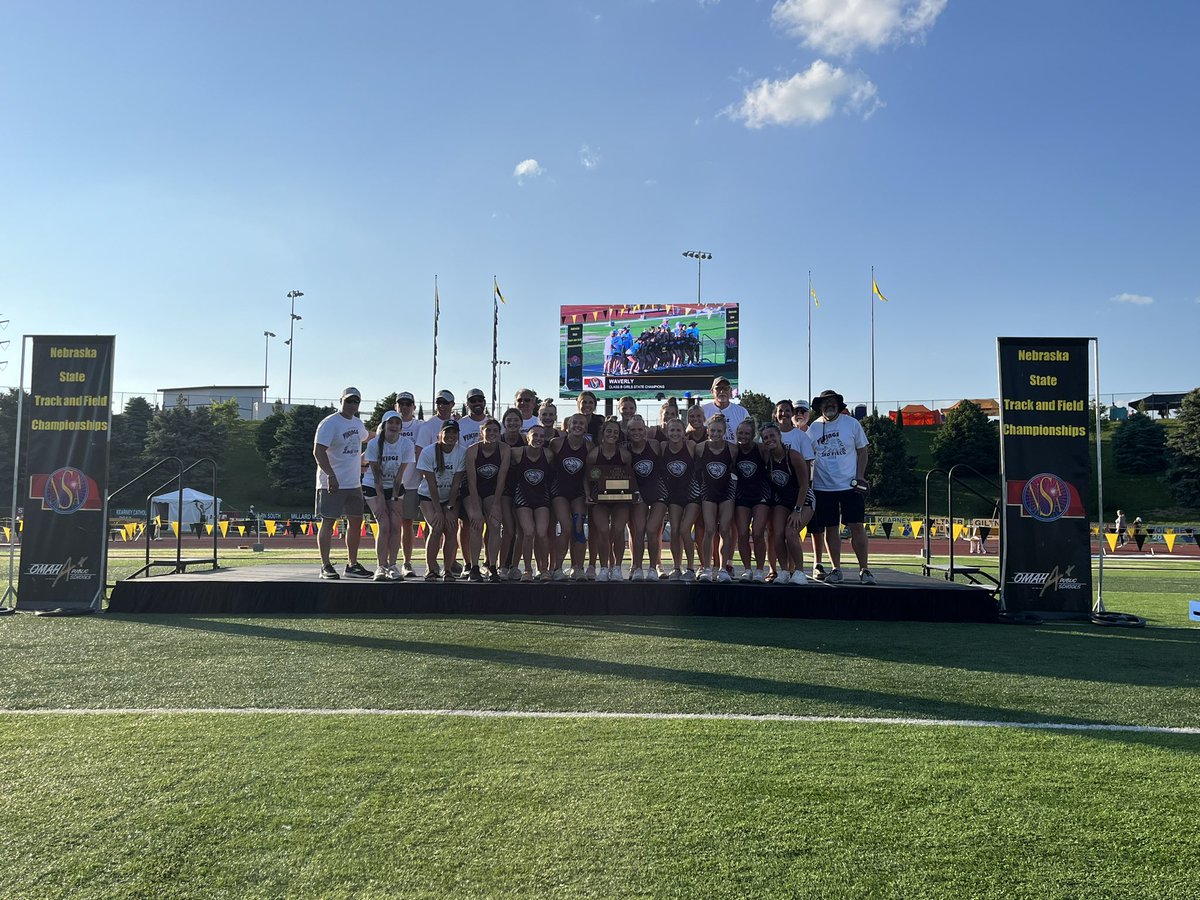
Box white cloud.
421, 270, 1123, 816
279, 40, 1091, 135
512, 159, 544, 184
579, 145, 600, 170
772, 0, 948, 57
728, 59, 882, 128
1111, 292, 1154, 306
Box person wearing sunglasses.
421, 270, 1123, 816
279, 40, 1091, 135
313, 387, 371, 580
393, 390, 423, 578
458, 387, 490, 449
514, 388, 540, 435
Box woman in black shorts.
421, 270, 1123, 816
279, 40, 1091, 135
732, 418, 770, 583
761, 422, 813, 584
585, 418, 634, 582
465, 418, 510, 582
550, 413, 590, 580
498, 407, 525, 579
659, 418, 699, 580
625, 415, 667, 581
510, 424, 556, 582
693, 413, 735, 583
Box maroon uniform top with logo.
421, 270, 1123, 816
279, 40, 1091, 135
734, 445, 770, 506
661, 443, 698, 507
554, 437, 589, 500
699, 443, 735, 503
513, 449, 553, 508
628, 441, 664, 504
472, 443, 503, 500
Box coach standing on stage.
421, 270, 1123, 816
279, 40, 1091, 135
314, 387, 371, 579
808, 389, 874, 585
702, 376, 747, 442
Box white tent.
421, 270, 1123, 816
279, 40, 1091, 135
150, 487, 221, 526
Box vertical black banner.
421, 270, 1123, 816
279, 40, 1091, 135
565, 323, 583, 393
17, 336, 115, 610
997, 337, 1092, 615
724, 305, 739, 371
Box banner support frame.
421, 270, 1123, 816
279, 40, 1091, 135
3, 335, 29, 607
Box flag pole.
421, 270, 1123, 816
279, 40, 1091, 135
807, 270, 813, 402
491, 275, 499, 417
870, 265, 876, 415
432, 275, 439, 407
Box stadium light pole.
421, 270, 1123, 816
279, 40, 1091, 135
497, 360, 511, 406
286, 290, 304, 404
262, 331, 276, 404
682, 251, 712, 304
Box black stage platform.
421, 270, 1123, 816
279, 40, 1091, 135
107, 566, 999, 622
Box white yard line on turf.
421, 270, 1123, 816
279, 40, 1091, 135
2, 708, 1198, 735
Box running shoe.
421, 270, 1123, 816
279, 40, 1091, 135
596, 567, 610, 582
669, 569, 682, 582
424, 567, 441, 582
697, 568, 712, 583
520, 571, 533, 583
791, 571, 809, 584
776, 570, 791, 585
572, 568, 587, 582
859, 569, 876, 585
400, 563, 416, 579
388, 565, 402, 581
585, 565, 597, 581
498, 567, 510, 581
825, 568, 844, 584
467, 566, 483, 583
753, 569, 766, 583
739, 569, 754, 583
320, 563, 340, 580
451, 562, 464, 577
813, 563, 828, 582
489, 568, 502, 584
717, 568, 732, 584
610, 566, 624, 582
681, 568, 696, 583
442, 570, 457, 582
373, 566, 389, 582
630, 567, 645, 582
509, 566, 522, 582
655, 566, 669, 581
552, 568, 568, 582
344, 562, 372, 578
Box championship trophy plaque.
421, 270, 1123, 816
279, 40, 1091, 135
591, 466, 637, 502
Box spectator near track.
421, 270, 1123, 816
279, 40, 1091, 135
393, 390, 423, 578
313, 387, 371, 580
808, 389, 874, 585
702, 376, 748, 442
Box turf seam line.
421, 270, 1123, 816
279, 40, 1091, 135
2, 708, 1198, 734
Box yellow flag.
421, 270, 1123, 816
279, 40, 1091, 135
1164, 533, 1177, 553
810, 286, 819, 308
205, 523, 214, 535
220, 520, 230, 537
1104, 532, 1118, 552
910, 520, 923, 537
494, 278, 505, 305
265, 520, 277, 537
236, 524, 246, 536
171, 521, 179, 537
799, 527, 808, 541
868, 523, 878, 535
2, 527, 9, 542
370, 522, 379, 540
873, 278, 888, 302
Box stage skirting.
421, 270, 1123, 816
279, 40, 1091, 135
107, 566, 998, 622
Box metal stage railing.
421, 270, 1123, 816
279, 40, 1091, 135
921, 465, 1001, 595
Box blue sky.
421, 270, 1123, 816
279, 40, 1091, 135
2, 1, 1196, 413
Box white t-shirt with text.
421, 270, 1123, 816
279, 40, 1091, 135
363, 434, 416, 490
314, 413, 369, 489
416, 443, 468, 503
809, 415, 869, 492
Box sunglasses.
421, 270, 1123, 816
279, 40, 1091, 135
345, 397, 361, 404
436, 399, 453, 405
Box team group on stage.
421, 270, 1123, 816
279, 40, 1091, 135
312, 378, 876, 587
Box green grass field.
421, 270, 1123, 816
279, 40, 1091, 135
2, 556, 1198, 898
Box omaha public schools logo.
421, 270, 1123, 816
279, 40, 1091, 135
1020, 473, 1072, 523
706, 462, 727, 480
667, 460, 689, 478
1011, 565, 1083, 597
524, 469, 546, 486
634, 460, 654, 478
478, 464, 499, 480
43, 467, 90, 515
26, 556, 93, 588
562, 456, 584, 475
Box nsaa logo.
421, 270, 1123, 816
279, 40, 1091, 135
1020, 473, 1072, 523
44, 467, 89, 515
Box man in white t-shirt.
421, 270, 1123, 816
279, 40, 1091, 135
807, 389, 873, 585
417, 390, 458, 453
313, 386, 371, 579
514, 388, 539, 435
701, 376, 748, 441
392, 390, 423, 577
458, 388, 489, 448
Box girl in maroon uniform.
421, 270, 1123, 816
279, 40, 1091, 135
465, 418, 510, 582
510, 424, 556, 581
659, 418, 699, 580
625, 416, 667, 580
550, 413, 590, 579
585, 418, 635, 582
693, 413, 735, 583
761, 422, 812, 584
732, 418, 771, 582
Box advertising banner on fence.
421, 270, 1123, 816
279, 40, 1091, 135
997, 337, 1092, 616
17, 336, 115, 611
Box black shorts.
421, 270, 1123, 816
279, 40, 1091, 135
363, 485, 400, 501
811, 489, 865, 529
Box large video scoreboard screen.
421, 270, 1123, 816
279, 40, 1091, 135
559, 302, 739, 399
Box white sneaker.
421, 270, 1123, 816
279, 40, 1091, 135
655, 566, 669, 581
791, 571, 809, 584
669, 568, 683, 581
373, 566, 389, 582
717, 568, 732, 583
388, 565, 402, 581
681, 568, 696, 583
776, 570, 791, 585
596, 567, 610, 582
552, 568, 567, 581
697, 568, 712, 583
739, 568, 754, 583
509, 566, 523, 581
400, 562, 416, 579
585, 565, 597, 581
498, 567, 510, 580
630, 567, 645, 582
753, 569, 766, 583
610, 566, 624, 582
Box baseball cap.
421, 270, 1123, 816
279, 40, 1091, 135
380, 410, 402, 424
794, 399, 811, 413
436, 389, 455, 403
467, 387, 486, 400
711, 376, 731, 390
341, 386, 362, 401
396, 391, 415, 403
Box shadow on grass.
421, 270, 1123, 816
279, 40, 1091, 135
127, 615, 1200, 748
